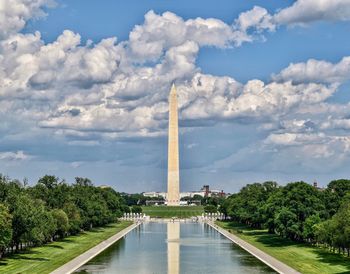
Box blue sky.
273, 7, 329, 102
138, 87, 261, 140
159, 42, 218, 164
1, 0, 350, 193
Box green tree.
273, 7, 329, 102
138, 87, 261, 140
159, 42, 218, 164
227, 181, 278, 228
0, 204, 12, 258
219, 198, 230, 218
28, 201, 56, 246
10, 194, 37, 250
204, 205, 217, 213
52, 209, 69, 239
324, 179, 350, 216
37, 175, 59, 190
191, 194, 204, 205
262, 188, 285, 233
331, 201, 350, 255
63, 203, 81, 235
0, 177, 23, 204
32, 175, 71, 209
42, 210, 56, 243
328, 179, 350, 199
0, 173, 129, 258
121, 193, 146, 206
264, 182, 325, 240
314, 219, 336, 249
274, 207, 299, 239
303, 214, 321, 243
101, 188, 123, 218
75, 177, 93, 187
131, 205, 142, 214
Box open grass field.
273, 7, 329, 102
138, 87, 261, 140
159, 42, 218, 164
217, 221, 350, 274
142, 205, 204, 218
0, 221, 132, 274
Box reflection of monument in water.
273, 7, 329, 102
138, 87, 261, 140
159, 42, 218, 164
167, 222, 180, 274
167, 84, 180, 206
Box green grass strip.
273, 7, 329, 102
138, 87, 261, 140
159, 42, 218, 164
142, 205, 204, 218
216, 221, 350, 274
0, 221, 133, 274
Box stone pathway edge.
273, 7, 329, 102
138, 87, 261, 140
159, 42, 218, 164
206, 221, 301, 274
50, 222, 140, 274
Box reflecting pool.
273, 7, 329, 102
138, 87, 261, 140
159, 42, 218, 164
75, 222, 276, 274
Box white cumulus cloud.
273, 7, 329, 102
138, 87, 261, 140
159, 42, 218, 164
272, 57, 350, 84
274, 0, 350, 25
1, 1, 350, 177
0, 150, 31, 161
0, 0, 55, 39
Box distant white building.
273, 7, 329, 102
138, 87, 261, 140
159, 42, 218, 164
143, 191, 167, 198
143, 185, 227, 199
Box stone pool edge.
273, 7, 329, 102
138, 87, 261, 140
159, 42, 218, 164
50, 222, 141, 274
205, 221, 301, 274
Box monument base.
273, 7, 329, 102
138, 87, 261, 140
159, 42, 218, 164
167, 200, 180, 206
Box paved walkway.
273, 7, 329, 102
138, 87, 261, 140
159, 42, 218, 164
51, 222, 140, 274
206, 221, 301, 274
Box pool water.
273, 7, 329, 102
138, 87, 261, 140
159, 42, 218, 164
75, 222, 276, 274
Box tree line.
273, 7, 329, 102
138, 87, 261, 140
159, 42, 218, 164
220, 180, 350, 256
0, 174, 128, 258
122, 193, 225, 207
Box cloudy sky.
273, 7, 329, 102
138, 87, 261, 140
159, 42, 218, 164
1, 0, 350, 193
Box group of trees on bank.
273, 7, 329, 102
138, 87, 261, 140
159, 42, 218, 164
181, 195, 225, 207
0, 174, 128, 258
220, 180, 350, 256
121, 193, 164, 206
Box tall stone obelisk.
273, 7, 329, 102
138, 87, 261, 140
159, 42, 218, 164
167, 83, 180, 206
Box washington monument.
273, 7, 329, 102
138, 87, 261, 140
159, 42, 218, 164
167, 83, 180, 206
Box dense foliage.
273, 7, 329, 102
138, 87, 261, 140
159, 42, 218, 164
0, 174, 127, 258
121, 193, 164, 206
181, 195, 225, 206
221, 180, 350, 256
204, 204, 218, 213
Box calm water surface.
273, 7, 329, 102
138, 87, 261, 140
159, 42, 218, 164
75, 222, 276, 274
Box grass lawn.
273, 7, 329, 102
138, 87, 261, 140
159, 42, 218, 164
216, 221, 350, 274
0, 221, 133, 274
142, 205, 204, 218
